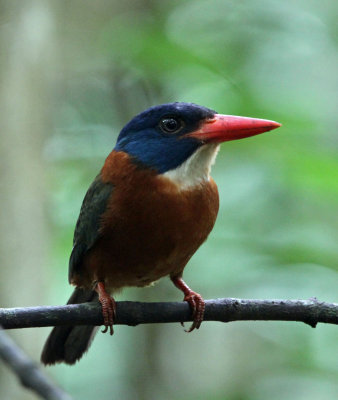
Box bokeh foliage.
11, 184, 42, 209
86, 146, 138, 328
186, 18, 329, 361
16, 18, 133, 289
1, 0, 337, 399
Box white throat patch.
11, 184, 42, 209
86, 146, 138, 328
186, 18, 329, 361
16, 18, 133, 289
163, 143, 220, 190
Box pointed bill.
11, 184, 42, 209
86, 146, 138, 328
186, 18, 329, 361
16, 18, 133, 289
187, 114, 281, 143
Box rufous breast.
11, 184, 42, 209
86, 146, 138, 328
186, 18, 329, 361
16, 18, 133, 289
81, 151, 219, 290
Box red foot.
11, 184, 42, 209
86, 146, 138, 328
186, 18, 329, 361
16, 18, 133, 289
171, 276, 205, 332
183, 290, 205, 332
95, 282, 116, 335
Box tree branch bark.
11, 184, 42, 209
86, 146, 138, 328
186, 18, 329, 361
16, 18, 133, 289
0, 327, 72, 400
1, 298, 337, 330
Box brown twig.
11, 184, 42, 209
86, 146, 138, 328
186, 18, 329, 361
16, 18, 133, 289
0, 327, 73, 400
0, 298, 337, 330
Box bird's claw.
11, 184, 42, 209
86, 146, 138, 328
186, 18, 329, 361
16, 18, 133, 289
100, 295, 116, 335
96, 282, 116, 335
183, 291, 205, 332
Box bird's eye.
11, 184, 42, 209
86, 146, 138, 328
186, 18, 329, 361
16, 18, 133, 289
159, 117, 183, 134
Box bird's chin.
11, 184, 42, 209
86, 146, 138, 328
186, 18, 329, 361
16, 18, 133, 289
162, 143, 220, 190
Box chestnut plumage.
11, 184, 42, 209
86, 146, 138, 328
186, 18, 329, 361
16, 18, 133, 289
41, 102, 281, 365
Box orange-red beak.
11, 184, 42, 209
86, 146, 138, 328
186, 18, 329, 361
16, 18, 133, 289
187, 114, 281, 143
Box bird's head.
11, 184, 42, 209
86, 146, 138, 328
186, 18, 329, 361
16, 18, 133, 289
115, 102, 281, 188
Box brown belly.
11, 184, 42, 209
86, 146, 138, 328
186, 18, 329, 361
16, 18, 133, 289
78, 174, 219, 291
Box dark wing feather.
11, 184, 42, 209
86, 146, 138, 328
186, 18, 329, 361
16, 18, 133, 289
68, 174, 114, 282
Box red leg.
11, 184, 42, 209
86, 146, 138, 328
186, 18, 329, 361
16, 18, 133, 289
171, 276, 205, 332
95, 282, 116, 335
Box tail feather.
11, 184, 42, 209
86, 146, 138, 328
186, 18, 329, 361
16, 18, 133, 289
41, 288, 98, 365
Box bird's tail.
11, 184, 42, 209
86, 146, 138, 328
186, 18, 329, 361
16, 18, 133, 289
41, 288, 98, 366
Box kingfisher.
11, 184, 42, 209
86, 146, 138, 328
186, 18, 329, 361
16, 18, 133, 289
41, 102, 281, 365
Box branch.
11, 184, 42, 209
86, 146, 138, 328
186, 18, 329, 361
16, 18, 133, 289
0, 298, 337, 330
0, 327, 72, 400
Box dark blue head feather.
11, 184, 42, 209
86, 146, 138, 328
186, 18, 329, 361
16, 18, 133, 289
114, 102, 216, 174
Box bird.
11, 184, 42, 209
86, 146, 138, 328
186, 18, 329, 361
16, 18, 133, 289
41, 102, 281, 365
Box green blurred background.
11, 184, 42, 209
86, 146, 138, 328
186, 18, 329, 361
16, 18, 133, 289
0, 0, 337, 399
